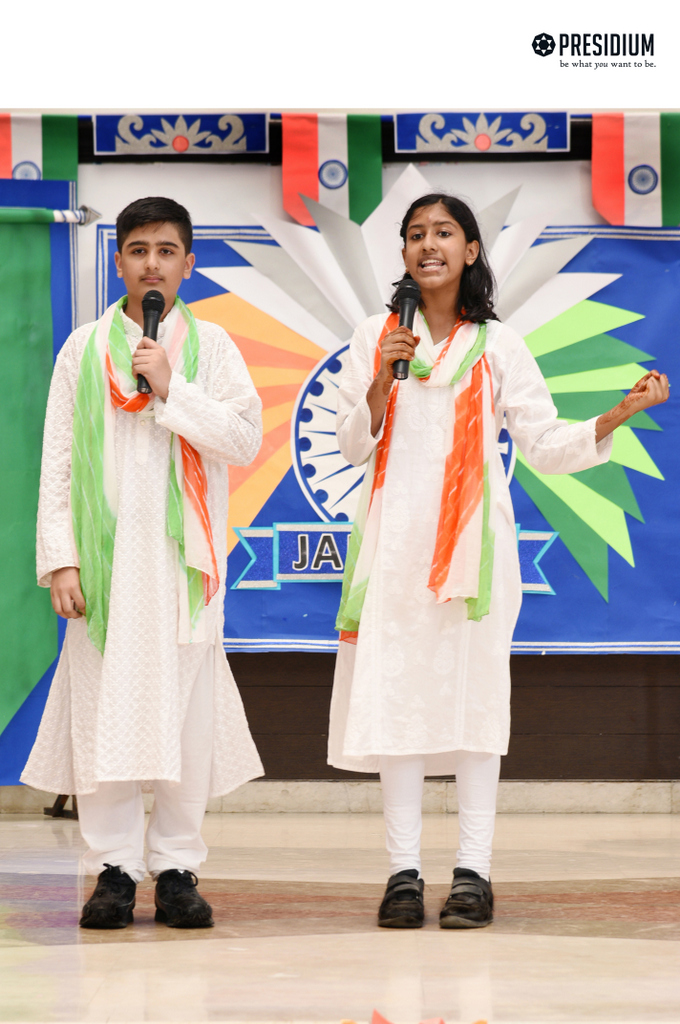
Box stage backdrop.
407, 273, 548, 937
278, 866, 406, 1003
3, 158, 678, 785
94, 164, 679, 657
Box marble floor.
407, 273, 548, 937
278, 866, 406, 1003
1, 811, 680, 1023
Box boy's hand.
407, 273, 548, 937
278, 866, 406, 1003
131, 337, 172, 399
51, 566, 86, 619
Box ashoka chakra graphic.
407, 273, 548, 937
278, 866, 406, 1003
318, 159, 348, 190
12, 161, 41, 180
293, 346, 359, 522
628, 164, 658, 195
293, 347, 516, 524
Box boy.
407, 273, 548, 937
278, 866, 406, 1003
22, 197, 264, 929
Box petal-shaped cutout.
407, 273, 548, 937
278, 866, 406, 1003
229, 239, 352, 340
476, 187, 521, 252
361, 164, 433, 304
258, 211, 367, 328
496, 236, 593, 321
516, 451, 634, 566
525, 298, 644, 357
302, 196, 384, 318
197, 266, 342, 352
507, 276, 622, 340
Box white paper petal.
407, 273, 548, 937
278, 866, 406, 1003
195, 266, 343, 351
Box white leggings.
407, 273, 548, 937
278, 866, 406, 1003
379, 751, 501, 880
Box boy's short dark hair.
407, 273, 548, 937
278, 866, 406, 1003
116, 197, 193, 255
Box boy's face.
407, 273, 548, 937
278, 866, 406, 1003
114, 221, 195, 310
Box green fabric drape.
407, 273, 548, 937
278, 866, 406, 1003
0, 223, 58, 734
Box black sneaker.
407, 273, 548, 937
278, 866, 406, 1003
439, 867, 494, 929
377, 869, 425, 928
154, 869, 214, 928
79, 863, 136, 929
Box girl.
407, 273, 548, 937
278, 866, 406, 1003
328, 193, 668, 929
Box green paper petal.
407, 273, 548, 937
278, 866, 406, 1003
515, 452, 634, 566
513, 461, 610, 600
545, 363, 647, 393
552, 392, 662, 431
610, 427, 664, 479
570, 462, 643, 522
536, 334, 654, 378
526, 300, 645, 358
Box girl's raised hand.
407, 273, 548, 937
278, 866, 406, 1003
622, 370, 670, 413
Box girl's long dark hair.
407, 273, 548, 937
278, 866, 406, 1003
388, 192, 499, 323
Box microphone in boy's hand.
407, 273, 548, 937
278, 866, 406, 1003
393, 278, 421, 380
138, 290, 166, 393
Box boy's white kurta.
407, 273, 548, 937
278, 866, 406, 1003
22, 312, 264, 796
328, 313, 613, 775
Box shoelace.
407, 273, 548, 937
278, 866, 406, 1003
95, 864, 135, 895
158, 870, 200, 895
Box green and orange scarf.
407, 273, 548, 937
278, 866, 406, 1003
70, 296, 218, 654
336, 313, 495, 643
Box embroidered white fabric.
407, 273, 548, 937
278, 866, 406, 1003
327, 313, 614, 774
22, 312, 265, 796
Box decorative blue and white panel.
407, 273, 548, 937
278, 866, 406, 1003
94, 114, 269, 155
395, 112, 570, 153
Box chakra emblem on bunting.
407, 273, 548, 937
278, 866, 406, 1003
628, 164, 659, 195
94, 114, 269, 156
319, 159, 348, 190
12, 161, 41, 180
395, 112, 569, 153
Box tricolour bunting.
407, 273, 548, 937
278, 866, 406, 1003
282, 113, 382, 226
592, 112, 680, 226
0, 114, 79, 181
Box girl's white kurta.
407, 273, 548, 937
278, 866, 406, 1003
22, 313, 265, 796
328, 313, 613, 774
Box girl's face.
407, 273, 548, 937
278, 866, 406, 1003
402, 202, 479, 296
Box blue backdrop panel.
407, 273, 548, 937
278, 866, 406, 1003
225, 228, 679, 654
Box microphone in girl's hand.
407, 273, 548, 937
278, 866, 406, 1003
393, 279, 421, 380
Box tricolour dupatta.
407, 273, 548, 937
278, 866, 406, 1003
70, 295, 219, 654
336, 313, 496, 643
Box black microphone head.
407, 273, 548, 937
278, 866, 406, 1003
141, 290, 166, 316
396, 278, 421, 304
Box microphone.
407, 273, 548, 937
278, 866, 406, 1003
392, 278, 421, 380
137, 290, 166, 394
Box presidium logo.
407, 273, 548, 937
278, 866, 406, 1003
532, 34, 556, 57
531, 32, 654, 57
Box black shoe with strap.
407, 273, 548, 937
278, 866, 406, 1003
154, 869, 214, 928
378, 869, 425, 928
439, 867, 494, 929
79, 863, 136, 929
